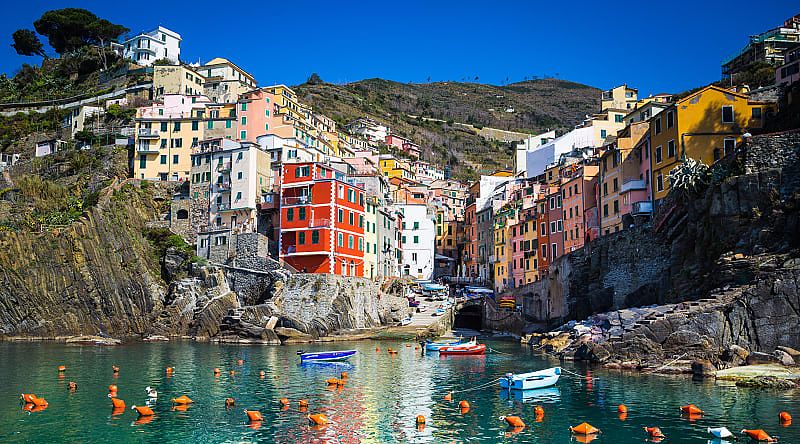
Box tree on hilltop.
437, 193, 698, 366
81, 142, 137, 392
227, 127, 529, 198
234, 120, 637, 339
306, 73, 323, 85
33, 8, 128, 54
11, 29, 46, 58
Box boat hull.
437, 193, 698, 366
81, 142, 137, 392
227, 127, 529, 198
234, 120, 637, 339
438, 344, 486, 355
499, 367, 561, 390
299, 350, 357, 362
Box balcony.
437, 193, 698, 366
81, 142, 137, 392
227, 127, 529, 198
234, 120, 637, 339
137, 128, 160, 139
216, 202, 231, 211
258, 192, 278, 210
217, 162, 232, 173
308, 219, 330, 228
282, 195, 311, 206
632, 201, 653, 216
136, 144, 160, 154
214, 182, 232, 192
199, 223, 231, 233
621, 178, 647, 193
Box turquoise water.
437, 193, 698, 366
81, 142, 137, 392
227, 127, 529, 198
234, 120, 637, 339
0, 340, 797, 443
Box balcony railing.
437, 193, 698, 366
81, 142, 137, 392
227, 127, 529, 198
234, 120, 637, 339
137, 128, 160, 138
216, 202, 231, 211
621, 178, 647, 193
308, 219, 330, 228
283, 195, 311, 205
215, 182, 231, 192
631, 201, 653, 216
136, 144, 159, 154
217, 162, 232, 172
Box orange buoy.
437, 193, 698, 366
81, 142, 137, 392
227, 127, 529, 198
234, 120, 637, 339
245, 410, 263, 421
416, 415, 426, 425
225, 398, 235, 407
336, 379, 346, 387
111, 397, 126, 409
618, 404, 628, 413
618, 412, 628, 421
741, 429, 777, 442
326, 377, 339, 385
340, 371, 348, 380
780, 411, 792, 422
534, 405, 545, 417
22, 403, 34, 412
299, 399, 309, 408
111, 406, 125, 416
503, 416, 526, 428
166, 367, 174, 375
132, 405, 155, 416
279, 398, 290, 406
68, 381, 77, 391
443, 392, 452, 401
214, 368, 221, 376
171, 395, 193, 405
570, 422, 600, 435
458, 400, 470, 409
644, 427, 666, 438
108, 384, 118, 393
308, 413, 330, 425
31, 396, 48, 407
460, 406, 470, 415
57, 365, 66, 372
258, 371, 265, 378
112, 365, 119, 373
237, 359, 244, 365
680, 404, 704, 415
20, 393, 37, 403
376, 347, 380, 352
30, 404, 47, 413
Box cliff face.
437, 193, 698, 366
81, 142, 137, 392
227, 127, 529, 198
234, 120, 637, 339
0, 184, 167, 337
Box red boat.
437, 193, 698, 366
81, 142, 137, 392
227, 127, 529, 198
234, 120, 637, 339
438, 343, 486, 355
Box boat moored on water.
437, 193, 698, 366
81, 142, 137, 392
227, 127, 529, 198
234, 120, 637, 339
438, 343, 486, 356
499, 367, 561, 390
298, 350, 357, 362
424, 337, 471, 351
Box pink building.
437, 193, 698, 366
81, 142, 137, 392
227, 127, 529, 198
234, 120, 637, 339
385, 134, 421, 159
510, 211, 526, 288
238, 89, 287, 142
562, 163, 599, 254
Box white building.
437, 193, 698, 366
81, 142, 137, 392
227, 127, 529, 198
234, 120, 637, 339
63, 105, 104, 139
122, 26, 181, 66
346, 117, 390, 145
525, 126, 595, 178
514, 129, 557, 176
200, 58, 257, 104
257, 134, 328, 189
398, 204, 436, 280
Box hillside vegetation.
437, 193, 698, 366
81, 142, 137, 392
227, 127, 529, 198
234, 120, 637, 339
296, 78, 600, 179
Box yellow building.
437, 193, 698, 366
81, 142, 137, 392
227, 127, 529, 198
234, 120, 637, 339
599, 121, 649, 234
601, 84, 639, 111
650, 85, 771, 201
153, 65, 206, 99
379, 155, 416, 181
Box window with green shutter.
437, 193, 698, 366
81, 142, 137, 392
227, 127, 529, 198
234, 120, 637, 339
192, 121, 198, 130
207, 120, 213, 129
298, 207, 306, 220
298, 232, 305, 244
241, 103, 247, 111
161, 122, 167, 132
311, 230, 319, 244
241, 116, 246, 125
287, 208, 293, 221
240, 130, 246, 139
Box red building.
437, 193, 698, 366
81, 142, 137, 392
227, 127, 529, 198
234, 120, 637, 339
536, 194, 550, 275
279, 162, 365, 276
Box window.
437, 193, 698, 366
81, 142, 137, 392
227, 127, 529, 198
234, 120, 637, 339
541, 244, 547, 258
413, 235, 419, 243
207, 120, 214, 130
338, 209, 344, 223
667, 139, 676, 158
722, 105, 734, 123
226, 120, 232, 128
654, 116, 662, 134
172, 138, 183, 148
348, 235, 354, 249
656, 174, 664, 192
600, 129, 607, 139
349, 212, 354, 226
240, 130, 247, 139
540, 223, 546, 236
551, 243, 557, 258
550, 221, 556, 233
603, 182, 608, 196
174, 122, 181, 131
612, 178, 618, 192
237, 172, 243, 180
358, 238, 363, 251
614, 114, 623, 123
287, 208, 294, 221
161, 139, 167, 148
603, 204, 608, 217
556, 220, 563, 232
241, 103, 247, 111
191, 121, 198, 131
298, 207, 306, 220
312, 230, 319, 244
160, 155, 167, 165
613, 200, 619, 214
752, 107, 762, 119
298, 232, 306, 244
413, 221, 419, 230
655, 145, 662, 164
359, 215, 364, 228
338, 232, 343, 247
241, 116, 247, 125
723, 138, 736, 156
666, 110, 675, 128
172, 155, 179, 164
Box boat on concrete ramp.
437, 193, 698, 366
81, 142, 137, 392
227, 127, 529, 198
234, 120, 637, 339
298, 350, 357, 363
499, 367, 561, 390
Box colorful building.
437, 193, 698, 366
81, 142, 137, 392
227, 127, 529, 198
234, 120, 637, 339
598, 121, 649, 234
279, 162, 366, 276
561, 162, 599, 252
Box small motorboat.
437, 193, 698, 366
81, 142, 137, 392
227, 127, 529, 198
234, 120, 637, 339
438, 343, 486, 356
499, 367, 561, 390
298, 350, 357, 363
425, 337, 469, 352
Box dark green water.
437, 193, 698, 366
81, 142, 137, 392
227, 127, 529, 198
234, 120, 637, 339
0, 340, 797, 443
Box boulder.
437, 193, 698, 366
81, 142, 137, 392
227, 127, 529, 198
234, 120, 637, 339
776, 346, 800, 357
746, 351, 781, 365
65, 335, 121, 346
735, 376, 797, 389
729, 344, 750, 360
691, 359, 717, 378
774, 350, 795, 366
663, 330, 709, 349
274, 326, 315, 343
573, 342, 611, 363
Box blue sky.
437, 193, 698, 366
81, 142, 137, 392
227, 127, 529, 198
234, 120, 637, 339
1, 1, 797, 95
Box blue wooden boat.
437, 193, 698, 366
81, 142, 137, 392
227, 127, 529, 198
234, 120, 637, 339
299, 350, 357, 362
499, 367, 561, 390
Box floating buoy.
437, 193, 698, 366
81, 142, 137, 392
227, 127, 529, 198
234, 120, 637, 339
57, 365, 66, 372
237, 359, 244, 365
31, 396, 48, 407
171, 395, 193, 405
279, 398, 290, 406
20, 393, 37, 403
340, 371, 348, 380
112, 365, 119, 374
214, 368, 221, 376
460, 406, 470, 415
108, 384, 118, 393
229, 370, 236, 376
502, 416, 526, 428
29, 404, 47, 413
326, 377, 339, 385
570, 422, 600, 435
165, 367, 174, 375
308, 413, 330, 425
245, 410, 263, 421
741, 429, 777, 442
336, 378, 346, 387
68, 381, 77, 391
299, 399, 309, 408
458, 400, 470, 409
644, 427, 666, 438
132, 405, 154, 416
534, 405, 545, 417
780, 411, 792, 422
111, 406, 125, 416
111, 397, 126, 409
618, 404, 628, 413
680, 404, 704, 415
416, 415, 426, 425
708, 427, 734, 438
225, 398, 235, 407
259, 371, 266, 378
443, 392, 452, 402
22, 403, 34, 413
376, 347, 380, 352
618, 412, 628, 421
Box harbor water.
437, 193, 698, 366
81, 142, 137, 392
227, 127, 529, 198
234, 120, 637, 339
0, 340, 797, 443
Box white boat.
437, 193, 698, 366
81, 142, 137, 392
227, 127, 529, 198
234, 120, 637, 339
707, 427, 733, 438
499, 367, 561, 390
